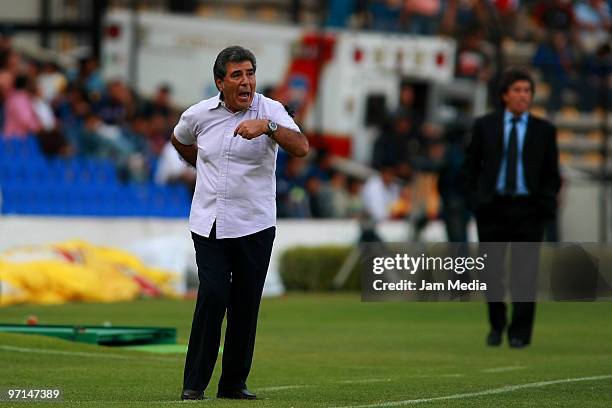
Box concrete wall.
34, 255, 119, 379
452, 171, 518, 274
0, 201, 601, 298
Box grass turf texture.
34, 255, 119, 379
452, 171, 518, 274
0, 294, 610, 407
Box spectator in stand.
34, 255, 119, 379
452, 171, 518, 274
123, 114, 151, 152
78, 112, 122, 159
402, 0, 442, 35
532, 0, 576, 37
2, 74, 41, 138
438, 120, 470, 242
79, 112, 148, 182
372, 113, 420, 179
326, 0, 359, 27
0, 31, 11, 54
574, 0, 611, 53
146, 113, 171, 156
142, 83, 175, 119
54, 85, 92, 148
75, 56, 105, 100
305, 174, 324, 218
154, 140, 196, 194
0, 47, 21, 128
98, 80, 135, 125
389, 183, 413, 219
276, 156, 311, 218
29, 79, 56, 134
0, 48, 20, 93
308, 149, 335, 182
25, 59, 40, 82
440, 0, 494, 36
584, 43, 612, 110
394, 81, 425, 125
318, 170, 351, 217
395, 81, 422, 118
444, 1, 504, 98
361, 163, 402, 221
455, 24, 495, 84
38, 62, 67, 103
489, 0, 521, 37
532, 31, 591, 112
346, 176, 365, 218
28, 78, 71, 156
367, 0, 404, 31
373, 83, 422, 179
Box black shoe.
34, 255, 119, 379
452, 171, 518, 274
180, 389, 204, 400
217, 388, 257, 400
487, 330, 503, 346
509, 338, 529, 349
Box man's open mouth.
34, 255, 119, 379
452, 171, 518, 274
238, 91, 251, 101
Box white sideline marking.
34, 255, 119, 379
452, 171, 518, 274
257, 379, 393, 391
482, 366, 526, 373
331, 375, 612, 408
257, 385, 308, 392
414, 374, 463, 378
338, 378, 392, 384
0, 345, 179, 362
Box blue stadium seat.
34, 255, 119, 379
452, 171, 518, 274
0, 143, 190, 217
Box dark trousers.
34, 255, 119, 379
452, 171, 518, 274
476, 195, 545, 344
183, 225, 275, 393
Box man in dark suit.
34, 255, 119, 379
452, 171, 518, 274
464, 67, 561, 348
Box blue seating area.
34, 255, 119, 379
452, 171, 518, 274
0, 136, 190, 217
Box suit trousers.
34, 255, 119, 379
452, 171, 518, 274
183, 224, 275, 393
476, 195, 545, 344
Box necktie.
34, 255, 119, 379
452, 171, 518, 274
504, 116, 519, 195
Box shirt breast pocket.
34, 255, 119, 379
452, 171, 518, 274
233, 136, 267, 163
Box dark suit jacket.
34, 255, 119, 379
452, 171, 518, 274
463, 111, 561, 219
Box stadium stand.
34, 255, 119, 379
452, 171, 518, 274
0, 135, 190, 217
0, 0, 609, 224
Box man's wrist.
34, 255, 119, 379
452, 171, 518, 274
265, 120, 278, 138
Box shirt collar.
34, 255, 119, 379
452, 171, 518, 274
206, 92, 258, 112
204, 93, 222, 110
504, 109, 528, 125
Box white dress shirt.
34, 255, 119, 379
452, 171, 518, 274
361, 174, 401, 222
174, 92, 300, 238
154, 141, 196, 185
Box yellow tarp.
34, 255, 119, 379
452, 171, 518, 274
0, 240, 179, 306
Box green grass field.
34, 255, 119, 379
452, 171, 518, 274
1, 294, 611, 407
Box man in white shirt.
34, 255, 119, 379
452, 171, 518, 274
154, 140, 196, 192
172, 46, 308, 401
361, 164, 401, 222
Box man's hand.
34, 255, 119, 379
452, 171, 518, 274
234, 118, 309, 157
234, 119, 268, 140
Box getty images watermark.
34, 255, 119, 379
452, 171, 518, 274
371, 253, 488, 292
360, 243, 612, 302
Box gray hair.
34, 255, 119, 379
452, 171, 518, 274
213, 46, 257, 82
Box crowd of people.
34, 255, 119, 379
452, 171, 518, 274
0, 33, 182, 185
327, 1, 610, 45
0, 32, 426, 224
0, 32, 361, 218
328, 1, 610, 112
1, 1, 609, 226
275, 80, 453, 237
